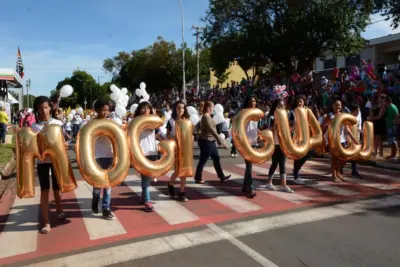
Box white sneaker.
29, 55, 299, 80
235, 154, 238, 157
231, 154, 236, 158
265, 184, 276, 191
281, 186, 294, 193
293, 178, 305, 185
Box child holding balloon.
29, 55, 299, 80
134, 101, 158, 212
166, 100, 191, 202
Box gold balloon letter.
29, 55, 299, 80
175, 119, 194, 177
328, 114, 362, 161
351, 121, 374, 161
231, 108, 274, 164
306, 108, 325, 155
16, 125, 77, 198
275, 108, 310, 160
76, 119, 130, 188
128, 115, 176, 177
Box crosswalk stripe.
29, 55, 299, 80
206, 166, 310, 204
306, 161, 397, 190
0, 186, 40, 258
307, 181, 358, 196
74, 181, 127, 240
124, 175, 199, 225
164, 173, 262, 213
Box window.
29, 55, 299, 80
324, 58, 337, 69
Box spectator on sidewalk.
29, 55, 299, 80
0, 105, 9, 144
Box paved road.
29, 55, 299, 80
1, 147, 400, 267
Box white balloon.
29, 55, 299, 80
60, 85, 74, 98
122, 95, 129, 102
115, 105, 126, 117
71, 110, 77, 116
110, 92, 118, 101
135, 89, 142, 97
143, 93, 150, 101
67, 114, 73, 121
187, 106, 198, 116
77, 107, 83, 114
140, 82, 146, 91
112, 117, 123, 126
190, 114, 199, 125
130, 104, 138, 113
214, 104, 224, 114
139, 99, 147, 103
86, 115, 91, 121
213, 113, 225, 125
121, 88, 128, 95
218, 133, 226, 142
110, 84, 119, 93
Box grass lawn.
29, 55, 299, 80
0, 129, 16, 167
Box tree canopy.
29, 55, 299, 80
203, 0, 374, 75
51, 70, 109, 109
103, 36, 210, 93
374, 0, 400, 29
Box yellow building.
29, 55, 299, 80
209, 62, 256, 88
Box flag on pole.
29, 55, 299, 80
16, 47, 24, 79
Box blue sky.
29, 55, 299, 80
0, 0, 398, 97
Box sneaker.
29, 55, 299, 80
235, 154, 238, 157
231, 154, 235, 158
220, 175, 232, 182
351, 172, 362, 179
144, 201, 154, 212
178, 192, 188, 202
293, 178, 305, 185
168, 184, 176, 197
92, 199, 99, 214
281, 186, 294, 193
246, 190, 257, 199
265, 183, 276, 191
57, 212, 66, 220
102, 209, 115, 220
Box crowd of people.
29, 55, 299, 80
12, 58, 400, 235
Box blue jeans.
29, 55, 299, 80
195, 139, 225, 181
0, 123, 6, 144
92, 158, 113, 210
243, 160, 254, 192
141, 155, 158, 202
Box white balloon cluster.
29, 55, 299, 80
187, 106, 199, 126
135, 82, 150, 103
110, 84, 129, 117
213, 104, 225, 125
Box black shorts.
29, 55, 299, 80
37, 163, 60, 191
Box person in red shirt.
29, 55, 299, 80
332, 67, 339, 81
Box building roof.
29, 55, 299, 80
367, 32, 400, 46
0, 68, 23, 88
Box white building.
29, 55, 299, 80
314, 33, 400, 80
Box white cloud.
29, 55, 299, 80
363, 13, 400, 40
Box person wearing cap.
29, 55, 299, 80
0, 105, 9, 144
19, 108, 36, 127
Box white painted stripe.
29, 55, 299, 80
124, 175, 198, 225
0, 187, 40, 258
231, 165, 311, 204
188, 181, 262, 213
26, 195, 400, 267
305, 161, 397, 190
164, 171, 262, 213
307, 181, 358, 196
207, 223, 278, 267
74, 181, 127, 240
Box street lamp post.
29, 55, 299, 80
178, 0, 186, 102
25, 79, 31, 108
192, 25, 204, 96
84, 98, 87, 110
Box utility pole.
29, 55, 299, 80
178, 0, 186, 102
25, 79, 31, 108
192, 25, 204, 96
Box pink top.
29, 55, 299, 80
20, 114, 36, 127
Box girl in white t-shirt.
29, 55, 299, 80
134, 102, 158, 212
166, 100, 192, 202
31, 96, 66, 234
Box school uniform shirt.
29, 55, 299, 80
31, 119, 64, 164
166, 118, 176, 138
140, 129, 158, 156
64, 121, 72, 132
327, 112, 346, 143
95, 136, 113, 158
246, 121, 258, 145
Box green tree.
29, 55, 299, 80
103, 37, 211, 93
203, 0, 373, 75
51, 70, 107, 109
374, 0, 400, 29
